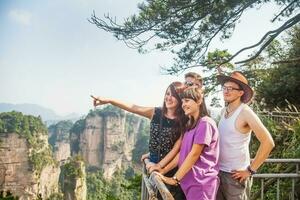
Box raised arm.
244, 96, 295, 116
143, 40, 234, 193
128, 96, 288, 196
91, 95, 154, 119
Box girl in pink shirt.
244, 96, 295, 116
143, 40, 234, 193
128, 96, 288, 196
157, 88, 220, 200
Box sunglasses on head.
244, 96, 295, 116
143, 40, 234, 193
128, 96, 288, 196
184, 81, 201, 88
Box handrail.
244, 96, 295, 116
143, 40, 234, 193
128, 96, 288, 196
251, 158, 300, 200
141, 158, 300, 200
141, 158, 174, 200
261, 158, 300, 163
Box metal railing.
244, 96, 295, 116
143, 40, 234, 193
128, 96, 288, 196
257, 111, 300, 125
251, 159, 300, 200
141, 159, 174, 200
141, 159, 300, 200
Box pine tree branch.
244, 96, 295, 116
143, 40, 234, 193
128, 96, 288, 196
271, 57, 300, 64
217, 13, 300, 66
271, 0, 299, 22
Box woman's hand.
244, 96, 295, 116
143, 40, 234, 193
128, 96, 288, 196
91, 95, 110, 107
148, 164, 163, 173
146, 162, 155, 171
140, 153, 149, 163
154, 172, 178, 186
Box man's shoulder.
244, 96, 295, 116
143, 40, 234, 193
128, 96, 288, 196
240, 104, 260, 120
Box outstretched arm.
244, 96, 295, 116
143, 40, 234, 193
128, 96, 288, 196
91, 95, 154, 119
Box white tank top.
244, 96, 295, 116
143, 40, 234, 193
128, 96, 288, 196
218, 103, 251, 172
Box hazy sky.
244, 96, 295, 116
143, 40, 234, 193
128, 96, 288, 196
0, 0, 283, 115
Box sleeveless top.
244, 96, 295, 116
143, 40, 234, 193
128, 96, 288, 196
149, 107, 180, 161
218, 103, 251, 172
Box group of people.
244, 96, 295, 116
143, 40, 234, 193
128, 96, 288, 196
92, 71, 275, 200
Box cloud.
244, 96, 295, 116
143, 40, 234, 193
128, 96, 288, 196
9, 9, 32, 26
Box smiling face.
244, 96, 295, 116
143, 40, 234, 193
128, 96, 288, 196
222, 81, 244, 103
164, 87, 179, 109
182, 98, 202, 117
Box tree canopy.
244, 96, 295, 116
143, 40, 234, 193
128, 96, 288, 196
240, 25, 300, 109
90, 0, 300, 74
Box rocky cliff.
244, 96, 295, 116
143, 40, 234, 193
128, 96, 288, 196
70, 106, 147, 179
0, 113, 60, 199
48, 120, 72, 162
61, 156, 86, 200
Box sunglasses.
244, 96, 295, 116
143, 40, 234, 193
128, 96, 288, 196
184, 81, 201, 88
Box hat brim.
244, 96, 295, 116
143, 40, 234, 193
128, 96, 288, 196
217, 75, 254, 103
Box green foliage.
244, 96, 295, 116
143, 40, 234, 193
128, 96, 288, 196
46, 193, 64, 200
250, 108, 300, 198
60, 155, 85, 197
111, 141, 125, 152
132, 120, 150, 164
48, 120, 73, 147
0, 111, 55, 176
125, 113, 139, 137
0, 111, 47, 136
0, 191, 18, 200
29, 147, 55, 175
90, 0, 300, 74
62, 155, 84, 179
70, 119, 85, 155
70, 118, 85, 135
86, 169, 141, 200
240, 25, 300, 110
88, 105, 125, 118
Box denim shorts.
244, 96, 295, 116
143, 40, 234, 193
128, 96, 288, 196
149, 152, 160, 163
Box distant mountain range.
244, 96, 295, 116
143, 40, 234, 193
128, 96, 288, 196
0, 103, 81, 123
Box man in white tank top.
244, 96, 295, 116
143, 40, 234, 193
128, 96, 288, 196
216, 71, 275, 200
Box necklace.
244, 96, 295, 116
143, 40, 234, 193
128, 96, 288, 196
225, 105, 239, 118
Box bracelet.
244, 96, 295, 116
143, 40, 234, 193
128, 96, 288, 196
247, 165, 257, 175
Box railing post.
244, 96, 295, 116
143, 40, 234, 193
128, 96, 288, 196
291, 178, 295, 200
276, 179, 280, 200
261, 179, 264, 200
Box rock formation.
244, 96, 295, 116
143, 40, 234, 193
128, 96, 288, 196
70, 106, 147, 179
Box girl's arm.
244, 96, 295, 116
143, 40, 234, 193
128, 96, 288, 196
161, 153, 180, 175
174, 144, 204, 180
148, 137, 182, 173
158, 144, 204, 185
92, 95, 154, 119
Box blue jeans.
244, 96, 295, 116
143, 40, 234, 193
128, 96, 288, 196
149, 152, 159, 163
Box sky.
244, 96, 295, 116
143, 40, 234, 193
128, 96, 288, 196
0, 0, 284, 116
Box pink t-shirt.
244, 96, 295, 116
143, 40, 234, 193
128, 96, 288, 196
178, 116, 220, 200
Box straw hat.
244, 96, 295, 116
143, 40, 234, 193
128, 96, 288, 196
217, 71, 254, 103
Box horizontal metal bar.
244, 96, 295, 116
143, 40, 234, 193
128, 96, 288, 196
252, 158, 300, 163
253, 173, 300, 178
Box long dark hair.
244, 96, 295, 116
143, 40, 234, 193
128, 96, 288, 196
180, 88, 209, 131
162, 82, 188, 139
